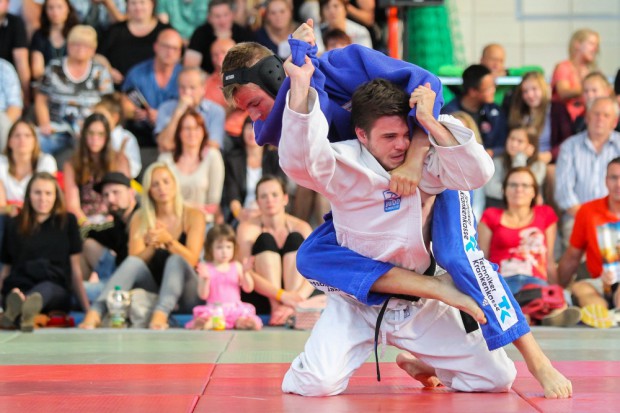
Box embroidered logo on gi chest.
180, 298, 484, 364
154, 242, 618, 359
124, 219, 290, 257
383, 190, 401, 212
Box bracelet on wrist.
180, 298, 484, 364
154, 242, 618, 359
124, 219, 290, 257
275, 288, 285, 303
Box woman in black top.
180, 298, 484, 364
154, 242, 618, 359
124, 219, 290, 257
30, 0, 80, 81
98, 0, 170, 86
0, 172, 87, 331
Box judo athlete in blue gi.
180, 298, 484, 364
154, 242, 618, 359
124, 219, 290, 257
221, 21, 572, 399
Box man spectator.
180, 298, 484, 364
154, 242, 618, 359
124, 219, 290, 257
480, 43, 507, 78
184, 0, 254, 75
441, 64, 507, 156
0, 0, 31, 105
556, 158, 620, 328
122, 28, 184, 147
204, 38, 247, 143
555, 97, 620, 244
155, 66, 226, 152
0, 58, 23, 150
82, 172, 138, 302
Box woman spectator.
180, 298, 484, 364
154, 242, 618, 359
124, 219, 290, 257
485, 127, 546, 209
236, 175, 314, 325
508, 71, 573, 206
34, 24, 114, 157
223, 116, 286, 226
0, 120, 57, 214
158, 109, 225, 225
98, 0, 170, 86
478, 167, 580, 326
0, 172, 88, 332
30, 0, 80, 81
314, 0, 372, 55
551, 28, 600, 122
79, 162, 206, 329
254, 0, 296, 59
63, 113, 129, 226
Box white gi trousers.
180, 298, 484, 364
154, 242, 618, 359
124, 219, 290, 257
282, 294, 516, 396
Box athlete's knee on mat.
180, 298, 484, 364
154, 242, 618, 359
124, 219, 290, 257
282, 361, 348, 396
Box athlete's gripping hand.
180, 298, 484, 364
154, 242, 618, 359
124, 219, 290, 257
389, 127, 430, 196
409, 82, 436, 125
284, 55, 315, 114
292, 18, 316, 46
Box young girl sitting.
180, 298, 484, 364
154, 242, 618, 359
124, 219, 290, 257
187, 224, 263, 330
484, 127, 546, 208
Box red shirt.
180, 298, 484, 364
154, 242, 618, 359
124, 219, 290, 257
570, 196, 620, 278
481, 205, 558, 280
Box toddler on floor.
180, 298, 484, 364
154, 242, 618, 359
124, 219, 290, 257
187, 224, 262, 330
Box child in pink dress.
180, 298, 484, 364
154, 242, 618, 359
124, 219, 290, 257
187, 224, 263, 330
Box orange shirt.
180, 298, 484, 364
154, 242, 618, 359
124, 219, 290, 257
570, 196, 620, 277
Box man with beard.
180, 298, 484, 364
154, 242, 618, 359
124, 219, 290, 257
82, 172, 138, 302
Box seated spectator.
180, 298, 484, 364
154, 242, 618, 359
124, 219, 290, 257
344, 0, 381, 49
557, 158, 620, 328
63, 113, 130, 226
478, 167, 580, 327
442, 64, 508, 156
0, 120, 57, 215
223, 116, 286, 226
81, 172, 138, 303
254, 0, 296, 59
555, 97, 620, 246
156, 0, 208, 44
121, 28, 183, 147
155, 67, 226, 152
29, 0, 79, 81
0, 58, 23, 150
70, 0, 125, 32
0, 172, 88, 332
184, 0, 254, 75
79, 162, 206, 329
34, 24, 113, 158
8, 0, 43, 39
485, 127, 545, 209
236, 175, 314, 325
480, 43, 508, 78
158, 109, 224, 224
93, 93, 142, 179
204, 38, 247, 143
573, 71, 620, 134
187, 224, 263, 330
314, 0, 372, 55
551, 28, 599, 122
322, 27, 351, 51
0, 0, 31, 106
97, 0, 170, 86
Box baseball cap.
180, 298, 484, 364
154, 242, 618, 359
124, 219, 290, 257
94, 172, 131, 193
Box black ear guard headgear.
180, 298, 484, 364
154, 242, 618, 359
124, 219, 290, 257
222, 55, 285, 98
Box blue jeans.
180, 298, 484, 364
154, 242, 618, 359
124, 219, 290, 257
38, 131, 74, 156
503, 274, 547, 295
84, 249, 117, 303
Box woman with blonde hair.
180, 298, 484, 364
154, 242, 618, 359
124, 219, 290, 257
551, 28, 600, 121
80, 162, 206, 329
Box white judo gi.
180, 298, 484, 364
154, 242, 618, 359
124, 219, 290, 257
278, 88, 516, 396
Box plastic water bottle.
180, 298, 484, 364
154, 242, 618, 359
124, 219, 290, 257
211, 303, 226, 331
108, 286, 130, 328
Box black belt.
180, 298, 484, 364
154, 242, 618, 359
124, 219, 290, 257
373, 256, 479, 382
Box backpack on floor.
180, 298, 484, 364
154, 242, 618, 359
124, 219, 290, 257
514, 284, 566, 321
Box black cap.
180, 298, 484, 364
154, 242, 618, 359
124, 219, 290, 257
94, 172, 131, 193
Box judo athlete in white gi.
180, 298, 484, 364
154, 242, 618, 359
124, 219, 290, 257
278, 57, 516, 396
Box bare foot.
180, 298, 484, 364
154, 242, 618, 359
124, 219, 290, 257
434, 273, 487, 324
78, 310, 101, 329
396, 352, 443, 388
530, 362, 573, 399
269, 305, 294, 326
235, 316, 260, 330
